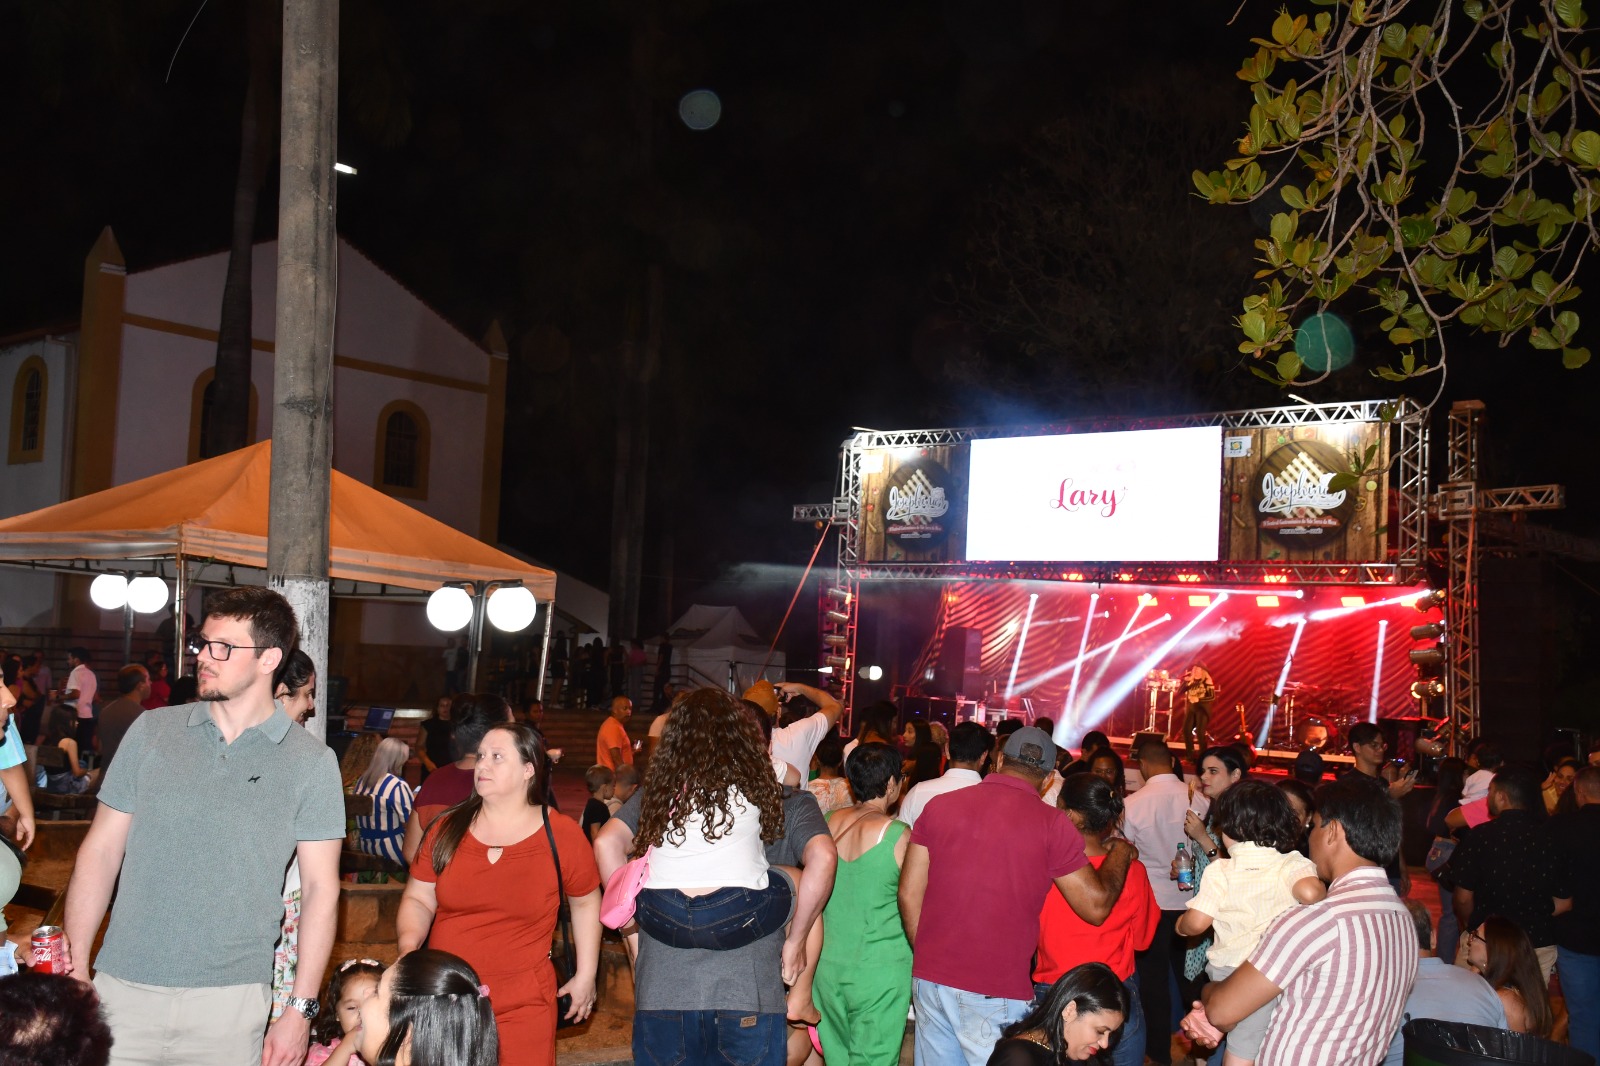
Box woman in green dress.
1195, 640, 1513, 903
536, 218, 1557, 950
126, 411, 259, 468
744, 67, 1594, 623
814, 741, 913, 1065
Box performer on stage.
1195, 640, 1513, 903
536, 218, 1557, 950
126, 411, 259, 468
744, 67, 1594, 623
1180, 665, 1216, 758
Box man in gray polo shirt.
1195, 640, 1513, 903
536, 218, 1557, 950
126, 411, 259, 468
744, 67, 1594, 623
62, 587, 345, 1066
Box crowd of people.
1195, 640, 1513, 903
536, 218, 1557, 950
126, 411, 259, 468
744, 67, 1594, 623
2, 598, 1598, 1066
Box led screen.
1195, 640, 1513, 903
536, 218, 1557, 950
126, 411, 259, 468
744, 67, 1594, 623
965, 426, 1223, 561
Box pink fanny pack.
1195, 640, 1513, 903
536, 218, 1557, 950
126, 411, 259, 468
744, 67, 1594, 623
599, 846, 653, 930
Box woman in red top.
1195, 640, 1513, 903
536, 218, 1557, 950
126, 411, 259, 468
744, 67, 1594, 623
1035, 773, 1157, 1066
398, 723, 602, 1066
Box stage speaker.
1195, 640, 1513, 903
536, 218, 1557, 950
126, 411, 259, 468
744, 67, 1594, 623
939, 626, 984, 698
928, 698, 959, 729
900, 696, 931, 727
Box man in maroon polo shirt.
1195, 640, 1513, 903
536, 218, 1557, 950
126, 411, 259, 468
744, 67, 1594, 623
898, 725, 1138, 1066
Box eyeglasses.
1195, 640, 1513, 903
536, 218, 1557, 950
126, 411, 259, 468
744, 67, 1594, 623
186, 634, 267, 661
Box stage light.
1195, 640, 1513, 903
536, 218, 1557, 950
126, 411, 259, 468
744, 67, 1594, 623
1004, 593, 1040, 698
1411, 622, 1445, 641
485, 586, 537, 632
1341, 595, 1365, 608
1177, 573, 1201, 583
1412, 679, 1445, 699
1062, 592, 1099, 728
126, 576, 169, 614
1414, 588, 1446, 612
827, 587, 852, 604
1263, 574, 1289, 584
333, 161, 358, 175
1368, 620, 1389, 722
822, 633, 847, 646
1117, 572, 1134, 582
858, 664, 883, 681
819, 665, 834, 675
1079, 597, 1226, 727
1065, 571, 1085, 581
825, 609, 850, 624
1261, 617, 1308, 741
426, 586, 474, 632
1138, 593, 1159, 607
1255, 595, 1280, 607
1188, 595, 1212, 607
825, 654, 851, 670
90, 574, 129, 610
1409, 646, 1446, 667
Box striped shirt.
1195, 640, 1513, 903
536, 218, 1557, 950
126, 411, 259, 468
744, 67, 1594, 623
1250, 865, 1417, 1066
356, 773, 415, 865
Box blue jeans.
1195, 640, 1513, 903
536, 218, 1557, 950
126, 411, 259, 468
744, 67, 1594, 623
1559, 947, 1600, 1061
1035, 972, 1143, 1066
913, 978, 1031, 1066
635, 882, 792, 951
633, 1009, 785, 1066
1436, 880, 1461, 966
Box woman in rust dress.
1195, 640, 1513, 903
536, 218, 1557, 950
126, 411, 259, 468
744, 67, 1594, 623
398, 722, 601, 1066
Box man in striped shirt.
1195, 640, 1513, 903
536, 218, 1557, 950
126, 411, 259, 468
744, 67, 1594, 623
1181, 781, 1417, 1066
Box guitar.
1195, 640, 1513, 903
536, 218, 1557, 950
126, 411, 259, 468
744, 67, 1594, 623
1232, 702, 1257, 751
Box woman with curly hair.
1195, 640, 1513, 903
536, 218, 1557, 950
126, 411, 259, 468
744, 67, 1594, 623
631, 687, 800, 966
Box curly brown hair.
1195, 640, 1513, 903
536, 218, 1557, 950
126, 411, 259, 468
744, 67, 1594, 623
634, 687, 785, 857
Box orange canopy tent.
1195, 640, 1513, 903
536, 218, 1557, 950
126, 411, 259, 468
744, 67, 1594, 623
0, 440, 555, 599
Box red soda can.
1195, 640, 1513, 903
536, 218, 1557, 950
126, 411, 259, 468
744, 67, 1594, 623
31, 926, 66, 974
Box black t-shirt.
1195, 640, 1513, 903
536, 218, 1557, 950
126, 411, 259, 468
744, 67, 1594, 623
582, 797, 611, 840
986, 1038, 1057, 1066
420, 717, 454, 766
1551, 804, 1600, 954
1452, 807, 1568, 947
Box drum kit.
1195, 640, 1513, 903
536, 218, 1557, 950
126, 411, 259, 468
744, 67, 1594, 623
1257, 682, 1366, 753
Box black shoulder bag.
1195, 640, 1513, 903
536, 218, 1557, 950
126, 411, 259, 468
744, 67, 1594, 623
542, 807, 588, 1029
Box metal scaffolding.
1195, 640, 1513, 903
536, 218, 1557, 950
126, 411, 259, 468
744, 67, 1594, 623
796, 397, 1431, 720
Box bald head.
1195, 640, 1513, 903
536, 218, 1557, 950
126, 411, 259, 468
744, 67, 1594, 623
1575, 765, 1600, 805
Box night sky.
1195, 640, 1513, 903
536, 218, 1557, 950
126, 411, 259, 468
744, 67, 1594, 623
4, 0, 1595, 648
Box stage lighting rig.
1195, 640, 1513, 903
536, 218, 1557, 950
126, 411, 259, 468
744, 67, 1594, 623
1413, 588, 1446, 613
1411, 679, 1446, 700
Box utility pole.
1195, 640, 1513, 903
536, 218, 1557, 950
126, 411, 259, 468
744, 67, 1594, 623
268, 0, 338, 739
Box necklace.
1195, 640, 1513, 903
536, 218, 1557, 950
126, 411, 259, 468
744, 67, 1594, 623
1016, 1030, 1050, 1049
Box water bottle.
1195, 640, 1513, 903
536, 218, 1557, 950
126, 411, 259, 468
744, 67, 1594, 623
1176, 843, 1195, 891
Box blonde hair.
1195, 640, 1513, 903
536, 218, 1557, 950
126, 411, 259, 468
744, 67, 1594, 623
357, 737, 412, 793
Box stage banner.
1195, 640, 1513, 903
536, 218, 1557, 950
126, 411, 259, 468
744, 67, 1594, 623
1222, 422, 1389, 563
860, 444, 970, 563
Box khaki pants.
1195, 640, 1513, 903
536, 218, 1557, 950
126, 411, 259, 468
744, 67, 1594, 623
95, 972, 270, 1066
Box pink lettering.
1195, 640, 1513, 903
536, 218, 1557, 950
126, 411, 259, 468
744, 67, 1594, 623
1051, 478, 1121, 518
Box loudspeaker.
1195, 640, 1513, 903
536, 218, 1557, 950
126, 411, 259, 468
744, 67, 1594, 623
928, 698, 959, 728
1377, 717, 1422, 763
939, 626, 984, 698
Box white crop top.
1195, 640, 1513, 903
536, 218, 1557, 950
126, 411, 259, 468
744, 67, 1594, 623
642, 786, 770, 891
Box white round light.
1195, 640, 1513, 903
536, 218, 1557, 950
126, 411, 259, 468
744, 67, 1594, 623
679, 89, 722, 130
126, 576, 169, 614
856, 664, 883, 681
486, 586, 537, 633
90, 574, 128, 611
426, 586, 473, 632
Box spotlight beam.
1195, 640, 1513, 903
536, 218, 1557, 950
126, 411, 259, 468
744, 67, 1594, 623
1061, 592, 1099, 741
1261, 619, 1307, 742
1078, 599, 1147, 723
1305, 589, 1426, 622
1004, 593, 1040, 699
1080, 594, 1230, 729
1368, 619, 1388, 723
1012, 613, 1172, 695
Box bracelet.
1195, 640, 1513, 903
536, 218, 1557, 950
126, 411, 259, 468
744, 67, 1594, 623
1206, 847, 1219, 858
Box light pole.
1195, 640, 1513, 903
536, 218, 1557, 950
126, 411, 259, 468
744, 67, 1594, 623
426, 581, 542, 693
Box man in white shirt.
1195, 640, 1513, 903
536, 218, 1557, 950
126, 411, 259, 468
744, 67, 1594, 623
1122, 742, 1208, 1065
744, 680, 841, 779
63, 647, 99, 752
898, 721, 993, 827
1461, 739, 1501, 803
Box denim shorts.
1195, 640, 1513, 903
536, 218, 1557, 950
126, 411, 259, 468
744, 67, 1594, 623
635, 880, 793, 951
633, 1009, 785, 1066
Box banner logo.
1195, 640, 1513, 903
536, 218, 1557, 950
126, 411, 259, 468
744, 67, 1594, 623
886, 484, 950, 522
1249, 439, 1357, 543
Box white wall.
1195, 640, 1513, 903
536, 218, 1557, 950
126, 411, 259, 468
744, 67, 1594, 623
0, 336, 77, 626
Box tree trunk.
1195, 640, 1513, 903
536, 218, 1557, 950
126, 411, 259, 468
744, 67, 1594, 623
268, 0, 338, 740
206, 1, 277, 458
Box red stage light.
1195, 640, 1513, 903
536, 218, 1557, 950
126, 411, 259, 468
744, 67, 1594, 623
1256, 595, 1280, 607
1138, 593, 1159, 607
1341, 595, 1365, 607
1117, 573, 1134, 581
1065, 571, 1084, 581
1263, 574, 1289, 584
1188, 594, 1212, 606
1177, 573, 1201, 583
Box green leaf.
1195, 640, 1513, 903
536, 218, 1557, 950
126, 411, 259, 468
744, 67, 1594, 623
1572, 130, 1600, 167
1327, 472, 1359, 493
1249, 365, 1287, 385
1241, 311, 1269, 343
1563, 346, 1592, 368
1555, 0, 1587, 28
1557, 310, 1581, 343
1494, 246, 1518, 278
1280, 185, 1307, 210
1271, 11, 1296, 44
1275, 351, 1303, 380
1530, 328, 1561, 350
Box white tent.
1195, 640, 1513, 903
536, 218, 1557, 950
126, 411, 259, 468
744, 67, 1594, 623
655, 605, 785, 693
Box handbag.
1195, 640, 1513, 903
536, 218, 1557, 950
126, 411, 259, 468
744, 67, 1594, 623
599, 846, 652, 930
542, 806, 591, 1030
1425, 835, 1457, 889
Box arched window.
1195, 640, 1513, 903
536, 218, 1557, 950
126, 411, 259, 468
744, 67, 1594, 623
188, 369, 259, 462
375, 401, 430, 499
8, 356, 48, 464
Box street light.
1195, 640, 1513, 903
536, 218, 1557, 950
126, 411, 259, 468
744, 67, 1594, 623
88, 572, 170, 663
426, 581, 549, 693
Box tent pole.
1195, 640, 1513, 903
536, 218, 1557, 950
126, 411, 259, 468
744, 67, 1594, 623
535, 598, 554, 702
122, 600, 134, 666
174, 556, 188, 678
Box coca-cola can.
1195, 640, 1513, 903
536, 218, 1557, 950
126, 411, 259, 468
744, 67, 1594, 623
31, 926, 66, 974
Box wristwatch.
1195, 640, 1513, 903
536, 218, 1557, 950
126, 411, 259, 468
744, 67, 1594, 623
285, 996, 319, 1022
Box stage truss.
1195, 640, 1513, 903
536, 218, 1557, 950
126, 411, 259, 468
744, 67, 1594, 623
797, 398, 1431, 717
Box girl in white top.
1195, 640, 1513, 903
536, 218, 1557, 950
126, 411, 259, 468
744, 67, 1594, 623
1175, 780, 1325, 1066
632, 688, 798, 959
